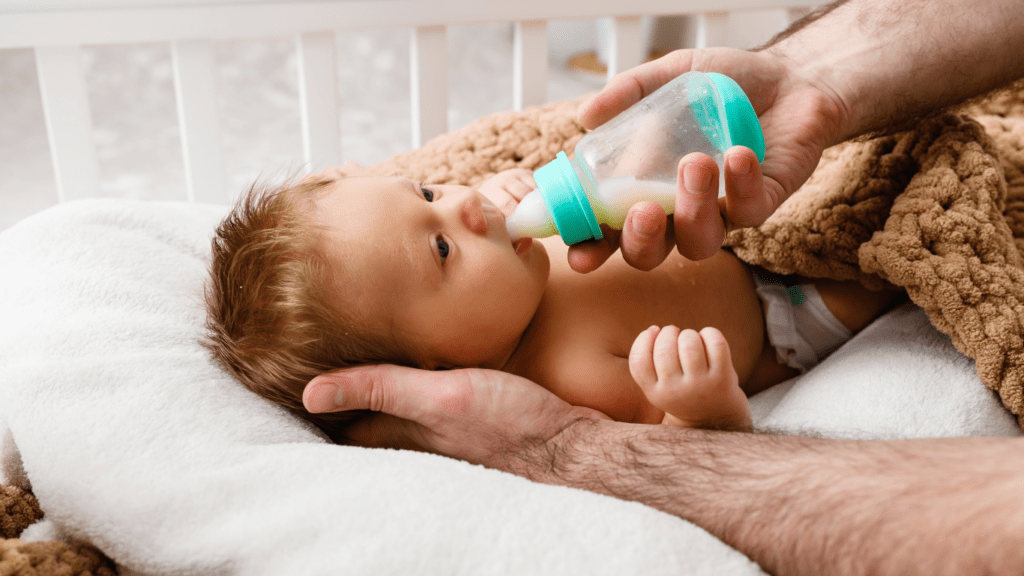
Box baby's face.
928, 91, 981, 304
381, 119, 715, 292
312, 176, 549, 369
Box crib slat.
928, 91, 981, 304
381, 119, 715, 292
606, 16, 644, 81
171, 39, 228, 204
410, 25, 448, 148
513, 20, 548, 111
34, 45, 99, 203
696, 12, 730, 48
297, 31, 341, 173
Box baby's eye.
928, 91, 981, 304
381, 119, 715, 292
436, 237, 449, 263
421, 186, 434, 202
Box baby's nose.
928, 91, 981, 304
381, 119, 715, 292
460, 194, 488, 235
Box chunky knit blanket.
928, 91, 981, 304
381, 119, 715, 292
0, 485, 114, 575
342, 89, 1024, 426
727, 94, 1024, 423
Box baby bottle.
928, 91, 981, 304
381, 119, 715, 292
505, 72, 765, 245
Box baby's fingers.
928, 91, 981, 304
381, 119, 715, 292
478, 169, 534, 216
629, 325, 660, 387
676, 328, 710, 378
512, 168, 536, 193
652, 325, 685, 381
502, 168, 537, 202
698, 326, 733, 375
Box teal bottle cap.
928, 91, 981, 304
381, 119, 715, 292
533, 151, 603, 245
706, 72, 765, 162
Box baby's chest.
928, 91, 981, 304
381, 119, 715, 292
513, 315, 663, 423
546, 252, 759, 349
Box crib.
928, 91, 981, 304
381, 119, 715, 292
1, 0, 818, 224
3, 2, 1021, 575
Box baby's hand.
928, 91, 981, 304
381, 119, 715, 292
476, 169, 536, 217
629, 325, 751, 431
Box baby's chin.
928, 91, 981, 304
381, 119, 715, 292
514, 236, 550, 265
527, 237, 552, 265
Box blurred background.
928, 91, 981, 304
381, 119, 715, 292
0, 13, 791, 230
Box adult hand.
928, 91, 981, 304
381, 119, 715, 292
303, 364, 608, 474
568, 47, 847, 272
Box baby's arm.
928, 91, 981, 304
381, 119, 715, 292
629, 325, 752, 431
476, 169, 536, 216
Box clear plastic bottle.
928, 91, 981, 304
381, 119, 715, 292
505, 72, 765, 245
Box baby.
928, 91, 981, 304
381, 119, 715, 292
204, 168, 899, 436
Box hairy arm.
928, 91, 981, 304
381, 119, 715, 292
767, 0, 1024, 142
533, 420, 1024, 576
306, 365, 1024, 576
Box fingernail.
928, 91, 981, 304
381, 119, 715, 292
729, 153, 752, 177
683, 163, 712, 195
631, 211, 658, 239
306, 382, 344, 413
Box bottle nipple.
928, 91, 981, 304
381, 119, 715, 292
505, 189, 557, 241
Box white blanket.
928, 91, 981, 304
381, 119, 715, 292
0, 199, 1019, 575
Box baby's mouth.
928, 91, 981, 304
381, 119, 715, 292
480, 201, 504, 233
512, 237, 532, 255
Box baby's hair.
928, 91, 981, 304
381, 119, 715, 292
203, 174, 408, 441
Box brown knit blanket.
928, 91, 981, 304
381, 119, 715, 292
0, 485, 115, 575
340, 89, 1024, 427
726, 93, 1024, 423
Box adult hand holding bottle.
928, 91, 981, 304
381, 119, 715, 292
572, 0, 1024, 275
568, 45, 843, 271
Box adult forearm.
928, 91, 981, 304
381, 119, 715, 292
766, 0, 1024, 143
532, 420, 1024, 576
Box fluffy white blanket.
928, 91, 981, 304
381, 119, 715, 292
0, 199, 1018, 575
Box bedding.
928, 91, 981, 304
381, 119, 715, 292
0, 90, 1022, 574
726, 98, 1024, 423
0, 199, 765, 575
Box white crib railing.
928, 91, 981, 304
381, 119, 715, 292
0, 0, 818, 207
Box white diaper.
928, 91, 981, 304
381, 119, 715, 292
751, 268, 852, 372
